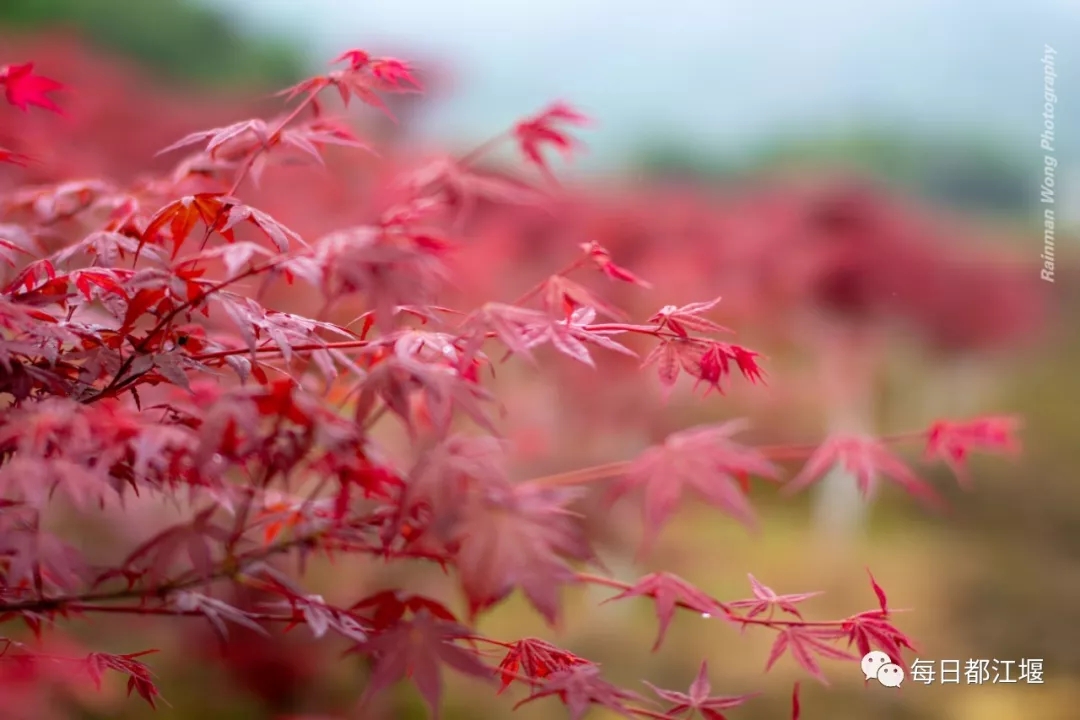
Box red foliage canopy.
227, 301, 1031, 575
0, 36, 1026, 720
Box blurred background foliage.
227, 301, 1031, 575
0, 0, 305, 88
633, 131, 1032, 219
1, 1, 1078, 719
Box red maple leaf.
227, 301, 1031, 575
331, 49, 371, 70
841, 610, 916, 666
84, 650, 160, 708
0, 146, 32, 166
460, 302, 551, 364
726, 574, 823, 620
642, 339, 765, 398
513, 664, 641, 720
157, 119, 272, 159
452, 483, 594, 624
349, 589, 458, 632
354, 610, 491, 720
867, 568, 889, 614
648, 297, 732, 338
1, 63, 63, 113
601, 572, 727, 651
354, 351, 498, 438
580, 241, 651, 288
496, 638, 590, 693
512, 102, 590, 182
141, 193, 235, 258
924, 415, 1021, 488
276, 50, 417, 119
644, 660, 759, 720
609, 420, 780, 549
370, 58, 422, 90
519, 307, 637, 368
542, 274, 625, 321
781, 434, 943, 510
764, 625, 859, 685
841, 572, 916, 664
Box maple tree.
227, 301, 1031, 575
0, 48, 1025, 720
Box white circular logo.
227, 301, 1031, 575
877, 663, 905, 687
861, 650, 891, 681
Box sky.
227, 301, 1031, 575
209, 0, 1078, 173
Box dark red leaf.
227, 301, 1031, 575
497, 638, 590, 693
354, 610, 491, 720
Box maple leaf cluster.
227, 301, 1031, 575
0, 45, 1024, 720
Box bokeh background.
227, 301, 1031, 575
2, 1, 1079, 718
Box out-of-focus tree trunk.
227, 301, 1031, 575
812, 325, 878, 541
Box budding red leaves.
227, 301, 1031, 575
610, 420, 780, 549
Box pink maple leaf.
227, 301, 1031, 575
727, 573, 823, 620
765, 625, 859, 685
601, 572, 728, 651
924, 415, 1021, 488
512, 102, 589, 182
781, 434, 943, 510
644, 660, 760, 720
